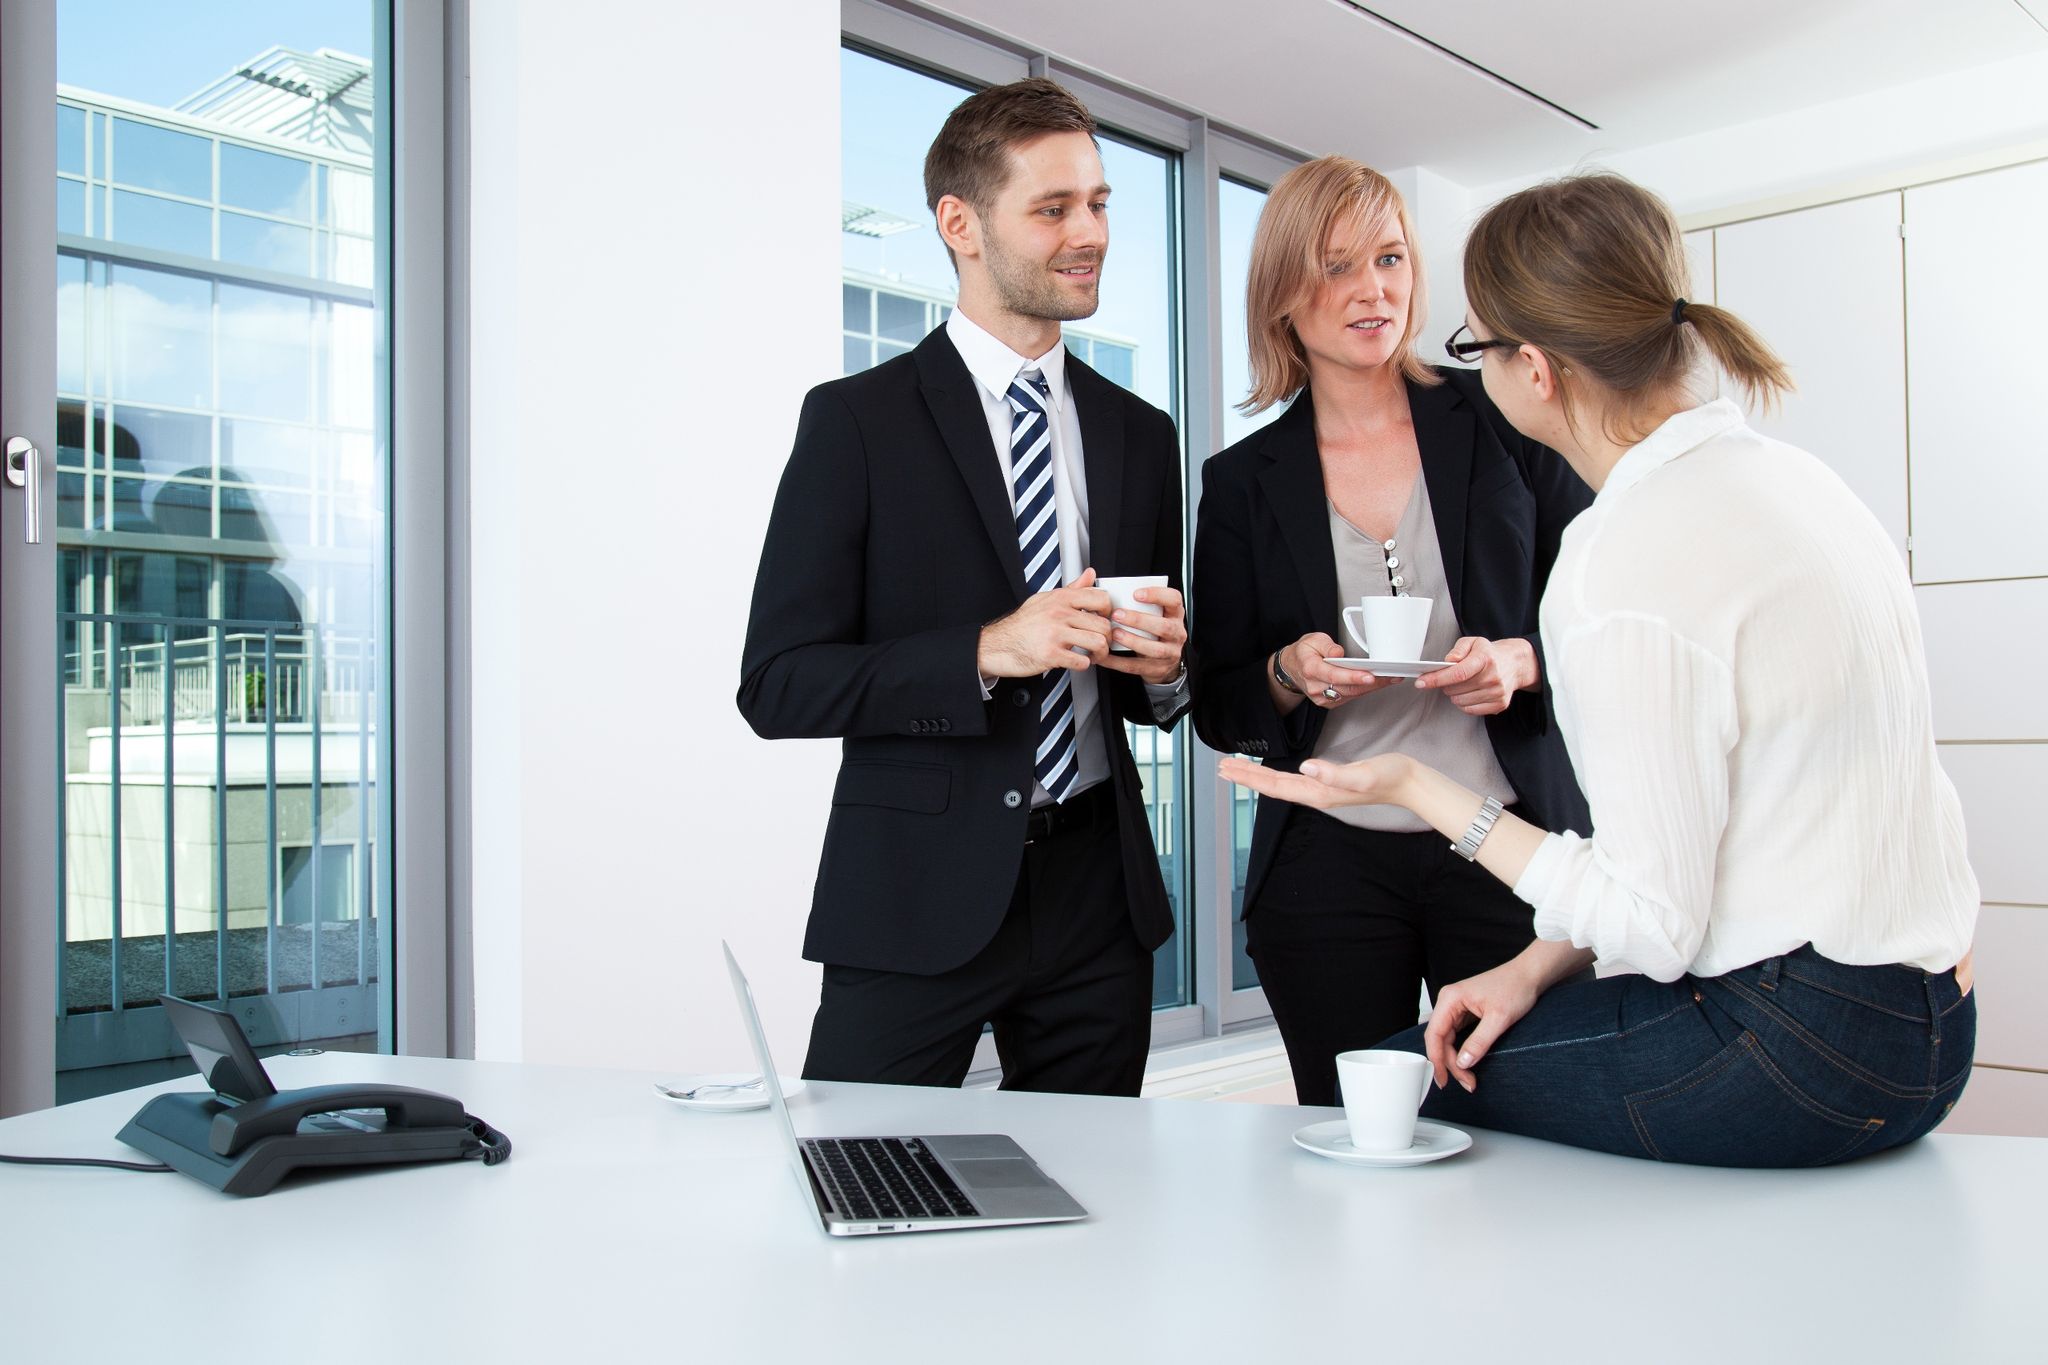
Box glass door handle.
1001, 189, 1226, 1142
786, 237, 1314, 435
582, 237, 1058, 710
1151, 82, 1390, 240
4, 436, 40, 544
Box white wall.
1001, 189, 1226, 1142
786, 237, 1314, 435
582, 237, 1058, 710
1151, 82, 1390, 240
467, 0, 843, 1073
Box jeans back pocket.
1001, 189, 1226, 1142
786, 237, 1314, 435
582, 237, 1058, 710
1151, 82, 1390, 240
1625, 1031, 1885, 1168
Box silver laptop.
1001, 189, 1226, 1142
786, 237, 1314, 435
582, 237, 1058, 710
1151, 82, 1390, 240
722, 942, 1088, 1237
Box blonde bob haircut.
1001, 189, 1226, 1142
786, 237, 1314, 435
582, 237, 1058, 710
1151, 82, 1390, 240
1241, 156, 1439, 415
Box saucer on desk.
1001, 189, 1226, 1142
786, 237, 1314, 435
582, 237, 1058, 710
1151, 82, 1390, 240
653, 1073, 806, 1112
1325, 657, 1450, 679
1293, 1119, 1471, 1167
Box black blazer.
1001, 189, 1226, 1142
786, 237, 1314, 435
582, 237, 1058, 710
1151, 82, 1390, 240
739, 327, 1187, 975
1191, 367, 1593, 914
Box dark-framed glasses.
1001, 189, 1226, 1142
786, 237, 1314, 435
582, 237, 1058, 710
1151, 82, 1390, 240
1445, 324, 1518, 364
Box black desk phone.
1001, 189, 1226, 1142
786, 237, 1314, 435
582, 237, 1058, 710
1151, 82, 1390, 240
117, 995, 510, 1196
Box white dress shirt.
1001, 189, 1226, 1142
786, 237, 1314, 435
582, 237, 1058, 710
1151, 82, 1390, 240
1512, 398, 1978, 981
945, 308, 1185, 807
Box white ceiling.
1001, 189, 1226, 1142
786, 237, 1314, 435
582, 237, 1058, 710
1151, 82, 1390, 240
928, 0, 2048, 184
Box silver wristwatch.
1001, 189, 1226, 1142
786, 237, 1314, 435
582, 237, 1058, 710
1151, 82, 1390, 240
1451, 795, 1504, 861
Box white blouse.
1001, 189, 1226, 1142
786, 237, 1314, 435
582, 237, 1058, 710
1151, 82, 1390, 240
1512, 399, 1978, 981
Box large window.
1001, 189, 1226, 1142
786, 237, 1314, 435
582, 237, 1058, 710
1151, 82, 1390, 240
840, 7, 1301, 1041
52, 2, 391, 1099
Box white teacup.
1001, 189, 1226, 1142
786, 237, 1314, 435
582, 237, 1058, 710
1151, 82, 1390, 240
1342, 594, 1433, 662
1095, 575, 1167, 655
1335, 1049, 1434, 1152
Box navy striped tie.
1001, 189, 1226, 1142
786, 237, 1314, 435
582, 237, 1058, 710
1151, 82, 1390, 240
1006, 369, 1078, 803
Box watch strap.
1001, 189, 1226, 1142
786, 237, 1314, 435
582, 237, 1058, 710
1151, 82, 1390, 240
1451, 795, 1504, 861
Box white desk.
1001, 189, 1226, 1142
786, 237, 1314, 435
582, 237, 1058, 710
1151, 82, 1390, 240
2, 1053, 2042, 1362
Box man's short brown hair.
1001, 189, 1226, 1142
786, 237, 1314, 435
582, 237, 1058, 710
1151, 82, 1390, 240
924, 78, 1098, 260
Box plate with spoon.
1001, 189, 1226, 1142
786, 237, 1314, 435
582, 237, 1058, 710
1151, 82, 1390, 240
652, 1072, 806, 1112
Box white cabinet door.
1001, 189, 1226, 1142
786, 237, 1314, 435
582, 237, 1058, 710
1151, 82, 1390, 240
1715, 193, 1908, 562
1905, 160, 2048, 583
1916, 580, 2048, 741
1681, 228, 1715, 305
1971, 905, 2048, 1070
1938, 743, 2048, 906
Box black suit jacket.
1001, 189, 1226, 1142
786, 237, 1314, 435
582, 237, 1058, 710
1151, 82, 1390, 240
739, 327, 1187, 975
1191, 367, 1593, 914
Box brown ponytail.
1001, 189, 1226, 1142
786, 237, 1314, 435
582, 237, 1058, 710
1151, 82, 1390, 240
1463, 174, 1791, 444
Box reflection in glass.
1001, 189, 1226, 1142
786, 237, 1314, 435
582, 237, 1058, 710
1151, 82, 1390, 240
58, 103, 86, 175
222, 418, 316, 487
220, 142, 313, 220
58, 178, 86, 235
108, 264, 211, 407
110, 189, 210, 257
57, 255, 86, 395
218, 284, 313, 420
109, 405, 210, 478
220, 212, 313, 275
111, 117, 211, 198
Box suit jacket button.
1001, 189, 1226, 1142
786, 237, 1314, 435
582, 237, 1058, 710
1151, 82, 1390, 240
1003, 790, 1023, 809
913, 720, 927, 733
1011, 688, 1031, 707
938, 719, 951, 732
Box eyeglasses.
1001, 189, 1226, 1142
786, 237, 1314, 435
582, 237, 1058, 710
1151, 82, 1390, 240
1445, 324, 1518, 364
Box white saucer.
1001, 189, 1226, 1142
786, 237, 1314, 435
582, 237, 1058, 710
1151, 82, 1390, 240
1292, 1119, 1471, 1167
653, 1073, 806, 1112
1325, 658, 1451, 679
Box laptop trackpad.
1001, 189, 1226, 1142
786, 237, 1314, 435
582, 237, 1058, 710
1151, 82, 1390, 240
925, 1134, 1024, 1161
952, 1159, 1046, 1190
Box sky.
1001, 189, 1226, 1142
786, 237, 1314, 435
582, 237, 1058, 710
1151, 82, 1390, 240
58, 0, 373, 109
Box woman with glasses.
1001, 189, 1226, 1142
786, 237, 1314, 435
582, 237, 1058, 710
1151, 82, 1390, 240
1223, 172, 1977, 1165
1189, 156, 1593, 1107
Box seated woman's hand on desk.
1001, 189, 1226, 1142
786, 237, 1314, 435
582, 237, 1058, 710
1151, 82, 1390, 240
1414, 636, 1539, 716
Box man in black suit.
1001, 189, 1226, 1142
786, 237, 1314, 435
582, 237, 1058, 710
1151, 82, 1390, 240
738, 79, 1190, 1097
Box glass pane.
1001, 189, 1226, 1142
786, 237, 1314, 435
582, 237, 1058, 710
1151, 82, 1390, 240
220, 143, 314, 220
876, 290, 924, 345
843, 335, 868, 375
55, 1, 385, 1101
57, 256, 86, 395
840, 48, 968, 318
221, 418, 317, 488
1089, 133, 1177, 418
220, 212, 313, 275
109, 405, 211, 479
110, 189, 211, 257
58, 178, 86, 235
108, 264, 211, 407
218, 284, 313, 420
58, 103, 86, 175
110, 117, 211, 198
842, 283, 870, 333
1219, 175, 1274, 992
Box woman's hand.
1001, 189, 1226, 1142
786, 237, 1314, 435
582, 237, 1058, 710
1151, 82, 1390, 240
1278, 633, 1404, 710
1422, 958, 1544, 1094
1414, 636, 1538, 716
1218, 753, 1416, 810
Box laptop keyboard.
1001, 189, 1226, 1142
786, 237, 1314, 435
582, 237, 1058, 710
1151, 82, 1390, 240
804, 1137, 981, 1223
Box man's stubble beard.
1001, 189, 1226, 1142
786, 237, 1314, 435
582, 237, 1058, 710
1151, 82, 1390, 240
983, 221, 1103, 323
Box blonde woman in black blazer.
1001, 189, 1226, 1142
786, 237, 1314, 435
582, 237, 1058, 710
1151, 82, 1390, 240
1191, 158, 1590, 1105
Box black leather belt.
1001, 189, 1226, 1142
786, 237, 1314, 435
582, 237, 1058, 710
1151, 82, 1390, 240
1023, 781, 1115, 844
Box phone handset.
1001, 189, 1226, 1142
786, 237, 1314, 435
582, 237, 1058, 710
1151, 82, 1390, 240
210, 1084, 468, 1157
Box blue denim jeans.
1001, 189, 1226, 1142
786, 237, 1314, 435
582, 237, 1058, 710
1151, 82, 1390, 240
1380, 945, 1975, 1167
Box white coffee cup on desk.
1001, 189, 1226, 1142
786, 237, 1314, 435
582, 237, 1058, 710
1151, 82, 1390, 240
1095, 575, 1167, 654
1342, 594, 1433, 662
1335, 1049, 1434, 1152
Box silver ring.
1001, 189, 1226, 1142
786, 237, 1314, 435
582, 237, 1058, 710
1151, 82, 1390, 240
1322, 685, 1339, 701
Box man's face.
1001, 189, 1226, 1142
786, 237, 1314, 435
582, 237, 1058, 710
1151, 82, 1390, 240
973, 130, 1110, 322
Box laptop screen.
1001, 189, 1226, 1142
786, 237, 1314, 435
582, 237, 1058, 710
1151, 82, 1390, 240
721, 942, 813, 1195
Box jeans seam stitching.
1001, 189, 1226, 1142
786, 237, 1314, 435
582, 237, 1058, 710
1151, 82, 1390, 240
1714, 975, 1933, 1100
1485, 995, 1697, 1060
1777, 965, 1928, 1022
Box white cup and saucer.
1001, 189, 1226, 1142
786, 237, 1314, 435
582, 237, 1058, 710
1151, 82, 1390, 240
1324, 595, 1450, 679
1293, 1049, 1472, 1167
1095, 574, 1168, 655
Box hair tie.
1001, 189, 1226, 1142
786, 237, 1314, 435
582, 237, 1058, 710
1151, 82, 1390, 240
1671, 298, 1690, 326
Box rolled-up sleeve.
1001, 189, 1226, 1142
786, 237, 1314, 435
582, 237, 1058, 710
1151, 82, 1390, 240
1513, 613, 1736, 981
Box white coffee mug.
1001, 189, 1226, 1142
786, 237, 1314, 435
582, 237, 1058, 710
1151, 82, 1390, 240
1335, 1049, 1433, 1152
1342, 594, 1433, 662
1095, 575, 1167, 655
